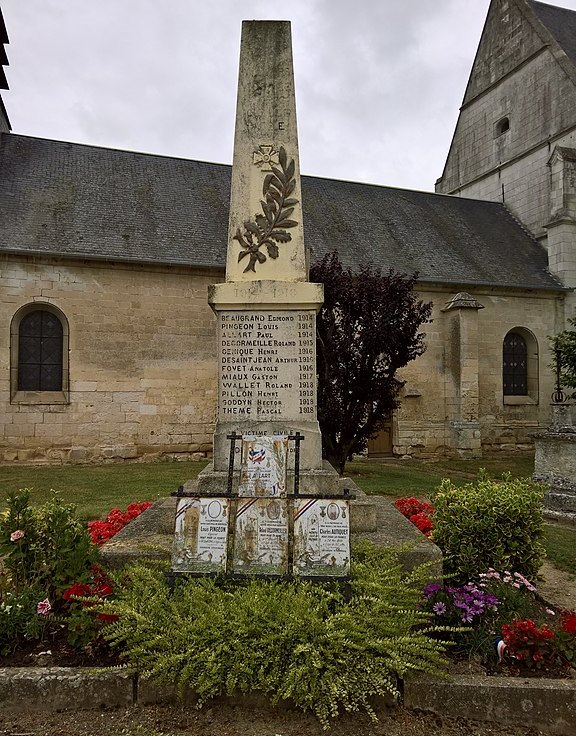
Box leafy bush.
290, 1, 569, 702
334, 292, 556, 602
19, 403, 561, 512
0, 587, 49, 655
0, 489, 98, 598
430, 475, 545, 583
102, 542, 453, 728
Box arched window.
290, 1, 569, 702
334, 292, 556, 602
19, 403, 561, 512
503, 331, 527, 395
502, 327, 538, 403
10, 304, 69, 404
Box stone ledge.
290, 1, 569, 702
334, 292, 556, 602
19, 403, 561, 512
0, 667, 134, 713
404, 674, 576, 736
1, 667, 574, 734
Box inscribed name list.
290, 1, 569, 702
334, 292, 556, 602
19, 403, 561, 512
233, 498, 289, 576
172, 497, 229, 573
293, 498, 350, 577
219, 310, 315, 421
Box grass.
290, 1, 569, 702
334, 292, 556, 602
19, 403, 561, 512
345, 455, 535, 498
1, 453, 574, 577
544, 524, 576, 576
0, 461, 208, 521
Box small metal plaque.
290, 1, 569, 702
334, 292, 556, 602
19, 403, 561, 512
238, 435, 288, 497
232, 497, 289, 576
172, 497, 229, 573
293, 498, 351, 577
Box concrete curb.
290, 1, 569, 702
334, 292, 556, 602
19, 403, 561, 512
404, 674, 576, 736
1, 667, 575, 734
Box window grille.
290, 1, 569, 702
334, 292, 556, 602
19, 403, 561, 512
18, 310, 63, 391
503, 331, 527, 395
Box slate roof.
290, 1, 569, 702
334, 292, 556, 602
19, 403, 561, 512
530, 0, 576, 67
0, 133, 564, 292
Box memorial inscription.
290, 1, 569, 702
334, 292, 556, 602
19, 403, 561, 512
218, 309, 316, 421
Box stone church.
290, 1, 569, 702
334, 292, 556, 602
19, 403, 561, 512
0, 0, 574, 465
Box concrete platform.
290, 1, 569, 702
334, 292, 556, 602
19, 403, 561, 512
100, 479, 441, 574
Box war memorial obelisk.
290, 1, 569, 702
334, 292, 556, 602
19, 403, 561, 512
198, 20, 333, 494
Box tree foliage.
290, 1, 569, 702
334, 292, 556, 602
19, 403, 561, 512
310, 251, 432, 474
553, 316, 576, 398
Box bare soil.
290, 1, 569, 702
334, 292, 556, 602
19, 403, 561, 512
0, 701, 549, 736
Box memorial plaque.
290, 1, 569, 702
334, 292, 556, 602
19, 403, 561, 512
219, 309, 316, 422
238, 435, 288, 497
233, 497, 289, 575
293, 498, 351, 577
172, 497, 229, 573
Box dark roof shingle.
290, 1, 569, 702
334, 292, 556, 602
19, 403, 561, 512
0, 133, 563, 291
530, 0, 576, 66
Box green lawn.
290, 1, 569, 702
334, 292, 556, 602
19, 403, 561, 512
345, 455, 535, 498
0, 461, 208, 520
1, 453, 574, 576
544, 523, 576, 576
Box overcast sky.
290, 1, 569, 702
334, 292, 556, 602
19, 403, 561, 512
3, 0, 576, 192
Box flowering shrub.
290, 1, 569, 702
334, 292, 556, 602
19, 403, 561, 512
63, 565, 118, 647
0, 490, 98, 598
88, 501, 153, 546
423, 581, 499, 624
394, 497, 434, 537
555, 611, 576, 668
501, 618, 557, 669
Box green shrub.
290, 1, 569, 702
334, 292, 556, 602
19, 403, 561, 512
430, 474, 545, 583
0, 587, 48, 655
0, 489, 98, 598
102, 542, 453, 728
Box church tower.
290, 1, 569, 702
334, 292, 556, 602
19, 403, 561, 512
436, 0, 576, 311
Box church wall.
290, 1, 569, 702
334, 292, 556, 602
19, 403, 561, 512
0, 257, 564, 463
437, 46, 576, 237
0, 254, 222, 464
392, 284, 563, 457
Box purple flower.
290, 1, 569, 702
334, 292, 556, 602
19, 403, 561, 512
433, 602, 447, 615
423, 582, 442, 598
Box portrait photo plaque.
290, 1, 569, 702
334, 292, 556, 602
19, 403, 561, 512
293, 498, 351, 577
232, 497, 289, 576
172, 497, 229, 574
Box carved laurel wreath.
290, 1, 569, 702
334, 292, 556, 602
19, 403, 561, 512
234, 146, 299, 273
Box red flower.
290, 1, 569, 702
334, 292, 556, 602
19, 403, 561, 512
409, 511, 433, 535
561, 612, 576, 635
63, 582, 92, 601
87, 501, 152, 546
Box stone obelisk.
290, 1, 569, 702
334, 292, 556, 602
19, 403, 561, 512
201, 20, 333, 492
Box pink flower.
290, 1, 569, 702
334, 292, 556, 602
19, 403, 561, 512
36, 598, 52, 616
10, 529, 24, 542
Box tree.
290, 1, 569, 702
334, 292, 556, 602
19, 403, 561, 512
553, 317, 576, 398
310, 251, 432, 474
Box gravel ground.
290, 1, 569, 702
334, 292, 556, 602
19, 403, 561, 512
0, 701, 549, 736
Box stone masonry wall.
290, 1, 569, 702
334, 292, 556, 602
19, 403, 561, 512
393, 284, 563, 457
437, 47, 576, 238
0, 257, 564, 463
0, 254, 221, 464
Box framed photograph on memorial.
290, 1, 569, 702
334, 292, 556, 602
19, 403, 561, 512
172, 497, 229, 573
293, 498, 350, 577
232, 497, 289, 575
238, 435, 288, 497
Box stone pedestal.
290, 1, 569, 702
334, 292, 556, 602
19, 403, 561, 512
533, 403, 576, 519
442, 292, 484, 457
